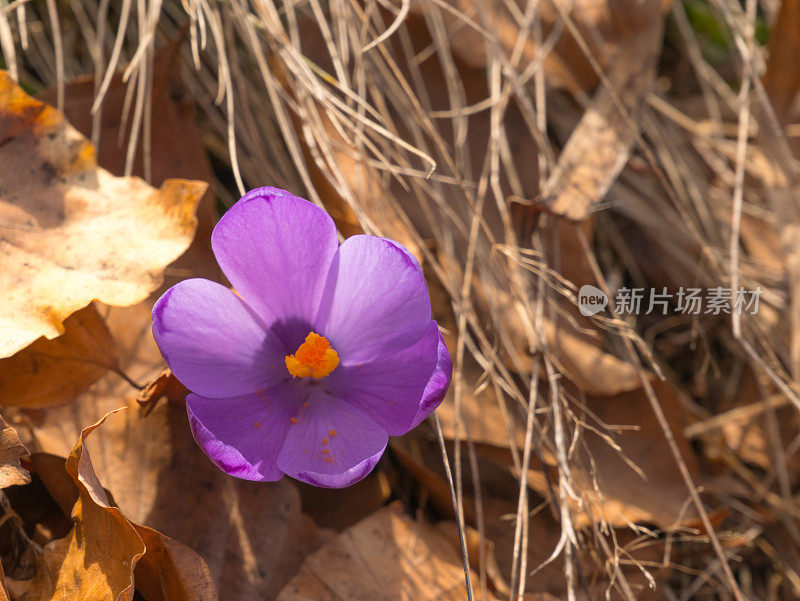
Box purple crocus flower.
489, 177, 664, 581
152, 187, 451, 488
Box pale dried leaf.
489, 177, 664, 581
39, 42, 221, 283
0, 71, 206, 358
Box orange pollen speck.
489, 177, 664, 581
285, 332, 339, 379
290, 417, 298, 424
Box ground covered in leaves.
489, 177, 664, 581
1, 0, 800, 600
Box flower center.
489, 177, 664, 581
285, 332, 339, 379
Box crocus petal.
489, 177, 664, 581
318, 235, 431, 363
326, 320, 450, 435
152, 278, 286, 398
410, 326, 452, 428
211, 187, 339, 326
187, 387, 301, 481
277, 392, 388, 488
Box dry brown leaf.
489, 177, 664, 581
435, 355, 526, 450
438, 375, 698, 530
0, 47, 214, 408
482, 497, 665, 600
10, 412, 145, 601
436, 521, 509, 598
13, 411, 217, 601
277, 504, 491, 601
0, 304, 118, 408
416, 0, 667, 95
432, 0, 670, 98
420, 0, 585, 94
567, 381, 698, 529
0, 414, 29, 488
543, 318, 643, 396
738, 213, 785, 278
690, 367, 800, 477
763, 0, 800, 121
133, 525, 218, 601
135, 368, 189, 415
0, 70, 206, 358
541, 16, 665, 221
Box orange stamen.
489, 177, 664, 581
285, 332, 339, 378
